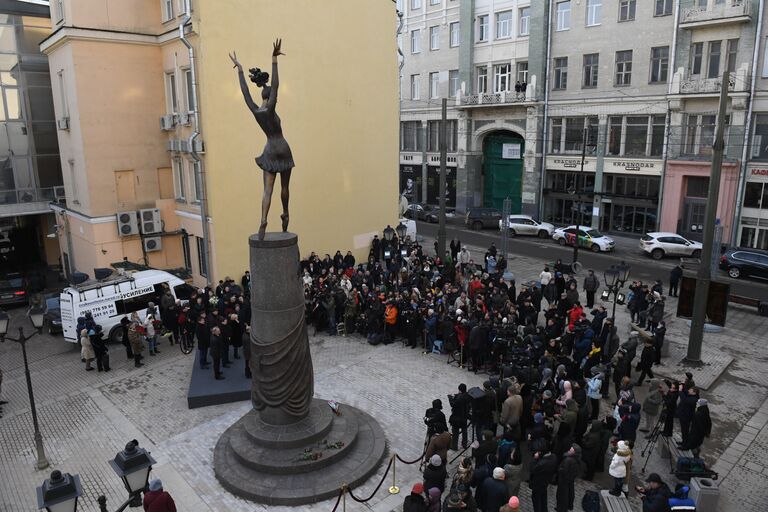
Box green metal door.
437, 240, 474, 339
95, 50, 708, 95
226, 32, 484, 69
483, 133, 524, 212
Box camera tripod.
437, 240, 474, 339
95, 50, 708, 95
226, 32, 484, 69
639, 409, 665, 474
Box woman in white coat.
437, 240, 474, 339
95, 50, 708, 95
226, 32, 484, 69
608, 440, 632, 496
80, 328, 95, 371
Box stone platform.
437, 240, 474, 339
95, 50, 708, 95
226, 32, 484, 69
213, 398, 387, 506
187, 350, 251, 409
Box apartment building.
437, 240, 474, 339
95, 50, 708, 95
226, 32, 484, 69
0, 1, 62, 270
400, 0, 767, 246
42, 0, 399, 286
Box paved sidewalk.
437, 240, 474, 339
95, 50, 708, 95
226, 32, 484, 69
2, 248, 768, 511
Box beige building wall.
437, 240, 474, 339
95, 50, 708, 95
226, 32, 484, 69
196, 0, 400, 280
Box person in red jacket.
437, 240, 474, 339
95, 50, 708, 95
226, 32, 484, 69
143, 479, 176, 512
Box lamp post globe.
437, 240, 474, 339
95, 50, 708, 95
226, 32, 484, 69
382, 225, 395, 242
603, 267, 619, 289
29, 305, 45, 331
395, 222, 407, 240
616, 261, 631, 284
109, 441, 156, 500
37, 470, 82, 512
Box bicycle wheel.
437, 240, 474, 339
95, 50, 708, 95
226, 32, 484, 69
180, 333, 195, 355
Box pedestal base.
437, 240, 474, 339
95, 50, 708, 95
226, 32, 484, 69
214, 398, 387, 505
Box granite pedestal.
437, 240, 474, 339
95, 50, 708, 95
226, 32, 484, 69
213, 233, 387, 505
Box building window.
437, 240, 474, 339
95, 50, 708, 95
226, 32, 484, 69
162, 0, 174, 22
583, 53, 599, 88
429, 72, 439, 99
477, 66, 488, 93
619, 0, 636, 21
650, 46, 669, 83
519, 7, 530, 36
743, 183, 768, 209
553, 57, 568, 90
401, 121, 424, 151
684, 114, 730, 156
655, 0, 673, 16
450, 22, 460, 47
191, 160, 202, 202
411, 29, 421, 53
550, 117, 599, 154
182, 235, 191, 270
411, 0, 422, 9
752, 114, 768, 159
625, 116, 650, 156
165, 72, 178, 113
428, 121, 440, 152
707, 41, 721, 79
607, 115, 666, 157
196, 236, 207, 277
763, 37, 768, 77
586, 0, 602, 26
615, 50, 632, 86
496, 11, 513, 39
478, 15, 489, 42
172, 158, 185, 200
410, 74, 420, 99
690, 42, 703, 75
726, 39, 739, 74
556, 1, 571, 31
429, 0, 440, 5
516, 62, 529, 84
447, 120, 458, 152
429, 26, 440, 50
494, 64, 511, 93
449, 69, 459, 97
183, 68, 195, 112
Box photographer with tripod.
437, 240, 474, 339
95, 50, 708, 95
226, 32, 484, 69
448, 384, 472, 451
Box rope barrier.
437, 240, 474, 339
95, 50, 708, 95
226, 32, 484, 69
329, 486, 344, 512
347, 455, 394, 503
394, 449, 425, 465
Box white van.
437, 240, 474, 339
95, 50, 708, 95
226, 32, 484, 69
60, 269, 194, 344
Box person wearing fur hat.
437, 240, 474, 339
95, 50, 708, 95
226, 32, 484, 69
423, 454, 448, 493
403, 482, 428, 512
556, 445, 582, 512
143, 478, 176, 512
608, 440, 632, 496
477, 467, 509, 512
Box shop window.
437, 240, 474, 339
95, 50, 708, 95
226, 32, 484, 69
744, 182, 762, 208
686, 177, 709, 198
625, 116, 649, 156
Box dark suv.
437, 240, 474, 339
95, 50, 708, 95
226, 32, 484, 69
465, 207, 502, 230
719, 248, 768, 280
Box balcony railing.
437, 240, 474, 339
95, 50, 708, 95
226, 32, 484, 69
459, 90, 535, 107
680, 0, 751, 26
671, 66, 749, 94
0, 186, 65, 206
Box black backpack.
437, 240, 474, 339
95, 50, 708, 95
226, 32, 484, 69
581, 490, 600, 512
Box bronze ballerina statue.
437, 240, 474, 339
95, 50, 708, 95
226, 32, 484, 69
229, 39, 294, 240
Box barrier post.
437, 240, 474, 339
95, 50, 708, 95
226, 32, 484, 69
388, 454, 400, 494
342, 483, 347, 512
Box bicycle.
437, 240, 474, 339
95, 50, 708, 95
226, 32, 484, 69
177, 329, 195, 355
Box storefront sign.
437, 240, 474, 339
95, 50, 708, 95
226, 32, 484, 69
552, 158, 581, 168
502, 143, 521, 159
611, 161, 657, 171
751, 168, 768, 176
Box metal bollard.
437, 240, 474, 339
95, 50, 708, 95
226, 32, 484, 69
389, 454, 400, 494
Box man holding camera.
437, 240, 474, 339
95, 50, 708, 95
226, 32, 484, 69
448, 384, 472, 450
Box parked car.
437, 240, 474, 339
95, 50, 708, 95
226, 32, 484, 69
465, 207, 503, 230
407, 203, 440, 223
0, 272, 28, 306
719, 248, 768, 280
552, 226, 615, 252
640, 232, 702, 260
43, 295, 63, 335
498, 215, 555, 238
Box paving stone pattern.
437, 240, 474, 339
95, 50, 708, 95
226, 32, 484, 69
2, 244, 768, 511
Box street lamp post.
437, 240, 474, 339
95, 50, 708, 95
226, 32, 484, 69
0, 306, 49, 470
382, 225, 395, 262
37, 470, 82, 512
603, 261, 631, 320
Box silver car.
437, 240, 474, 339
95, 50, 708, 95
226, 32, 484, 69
640, 232, 702, 260
498, 215, 555, 238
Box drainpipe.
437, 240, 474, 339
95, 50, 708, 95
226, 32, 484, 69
538, 0, 554, 220
732, 0, 764, 246
668, 0, 681, 96
180, 0, 211, 285
657, 100, 672, 231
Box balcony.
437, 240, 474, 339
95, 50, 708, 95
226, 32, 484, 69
0, 186, 65, 216
680, 1, 751, 28
670, 66, 749, 95
458, 90, 535, 108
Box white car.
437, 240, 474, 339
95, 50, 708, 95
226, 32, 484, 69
640, 232, 702, 260
552, 226, 615, 252
498, 215, 555, 238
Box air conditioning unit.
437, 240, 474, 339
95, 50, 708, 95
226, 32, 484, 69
179, 112, 190, 125
166, 139, 180, 152
192, 138, 205, 153
116, 211, 139, 236
179, 140, 190, 153
54, 186, 66, 203
139, 208, 162, 234
143, 236, 162, 252
160, 115, 175, 131
57, 117, 70, 130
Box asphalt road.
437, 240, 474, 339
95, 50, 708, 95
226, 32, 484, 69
415, 219, 768, 300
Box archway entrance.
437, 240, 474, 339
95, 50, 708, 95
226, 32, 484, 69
482, 131, 524, 212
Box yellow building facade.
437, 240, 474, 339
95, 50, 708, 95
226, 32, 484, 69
42, 0, 398, 286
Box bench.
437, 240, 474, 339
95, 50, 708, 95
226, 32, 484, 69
660, 435, 694, 473
629, 322, 669, 358
600, 489, 633, 512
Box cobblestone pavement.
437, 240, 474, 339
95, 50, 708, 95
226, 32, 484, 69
1, 246, 768, 511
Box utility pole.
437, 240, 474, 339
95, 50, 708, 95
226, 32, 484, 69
573, 127, 588, 264
437, 98, 447, 260
687, 70, 729, 363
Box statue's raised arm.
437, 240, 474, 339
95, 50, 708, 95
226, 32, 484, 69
229, 51, 258, 115
267, 38, 284, 112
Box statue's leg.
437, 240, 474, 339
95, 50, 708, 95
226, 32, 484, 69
260, 172, 277, 240
280, 169, 292, 232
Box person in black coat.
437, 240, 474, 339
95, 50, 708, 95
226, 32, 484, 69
403, 483, 428, 512
638, 473, 672, 512
677, 386, 699, 445
229, 314, 242, 359
529, 449, 558, 512
478, 467, 509, 512
556, 445, 581, 512
653, 321, 666, 365
635, 339, 656, 385
669, 265, 682, 297
449, 384, 472, 450
210, 326, 224, 380
242, 324, 252, 379
679, 399, 711, 453
472, 430, 497, 468
662, 382, 679, 437
120, 316, 133, 360
195, 316, 210, 369
422, 454, 447, 493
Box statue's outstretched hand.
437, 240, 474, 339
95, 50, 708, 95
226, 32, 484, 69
229, 51, 242, 70
272, 38, 284, 57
